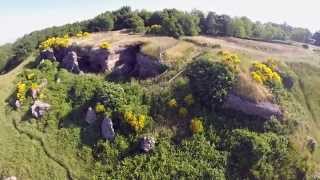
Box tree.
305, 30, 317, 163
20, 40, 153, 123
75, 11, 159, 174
88, 12, 114, 32
240, 17, 253, 37
137, 9, 152, 26
204, 12, 218, 35
126, 15, 145, 33
191, 9, 206, 34
231, 18, 246, 38
161, 16, 184, 38
290, 28, 312, 43
148, 11, 166, 26
252, 22, 264, 38
216, 15, 233, 36
113, 6, 133, 30
177, 13, 200, 36
313, 31, 320, 46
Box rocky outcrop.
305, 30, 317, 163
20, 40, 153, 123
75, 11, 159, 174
85, 107, 97, 124
31, 101, 51, 119
140, 136, 155, 153
62, 51, 81, 73
101, 117, 115, 140
39, 43, 166, 79
133, 53, 166, 79
41, 49, 56, 61
223, 93, 282, 119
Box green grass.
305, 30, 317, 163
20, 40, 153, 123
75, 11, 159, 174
0, 55, 69, 179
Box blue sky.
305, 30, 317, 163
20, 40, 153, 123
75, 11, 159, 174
0, 0, 319, 45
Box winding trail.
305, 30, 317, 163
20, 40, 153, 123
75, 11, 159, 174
0, 56, 74, 179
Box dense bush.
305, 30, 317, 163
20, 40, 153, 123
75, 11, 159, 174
186, 58, 236, 108
226, 129, 312, 179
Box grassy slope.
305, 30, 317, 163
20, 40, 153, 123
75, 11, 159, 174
0, 55, 68, 179
1, 33, 320, 178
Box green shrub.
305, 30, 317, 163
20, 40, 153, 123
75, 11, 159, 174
186, 58, 236, 108
96, 82, 126, 111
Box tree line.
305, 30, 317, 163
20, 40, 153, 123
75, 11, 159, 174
1, 6, 319, 73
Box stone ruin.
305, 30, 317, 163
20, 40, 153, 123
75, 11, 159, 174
40, 43, 167, 79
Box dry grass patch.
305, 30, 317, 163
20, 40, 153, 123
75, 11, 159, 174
233, 71, 272, 103
164, 41, 196, 62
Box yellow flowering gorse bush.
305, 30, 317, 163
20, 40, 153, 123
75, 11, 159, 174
251, 61, 282, 86
190, 117, 204, 134
39, 35, 70, 50
16, 82, 27, 102
76, 31, 90, 38
95, 102, 106, 113
218, 50, 241, 72
123, 111, 146, 132
30, 83, 39, 91
99, 41, 112, 50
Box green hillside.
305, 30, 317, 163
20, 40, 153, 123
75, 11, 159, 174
1, 6, 320, 180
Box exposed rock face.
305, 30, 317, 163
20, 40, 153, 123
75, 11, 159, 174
134, 53, 166, 79
140, 136, 155, 153
62, 51, 81, 73
39, 43, 166, 79
40, 49, 56, 61
31, 100, 51, 119
223, 93, 282, 119
85, 107, 97, 124
101, 117, 115, 140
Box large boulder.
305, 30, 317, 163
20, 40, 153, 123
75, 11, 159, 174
85, 107, 97, 124
101, 117, 115, 140
140, 136, 156, 153
40, 49, 56, 61
61, 51, 81, 73
223, 93, 282, 119
31, 101, 51, 119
